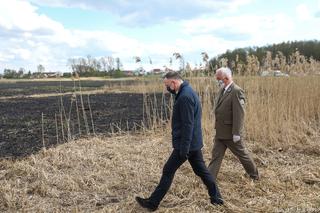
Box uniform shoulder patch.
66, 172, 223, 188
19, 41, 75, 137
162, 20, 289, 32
240, 99, 245, 105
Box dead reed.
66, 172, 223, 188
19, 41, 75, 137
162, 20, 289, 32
0, 130, 318, 212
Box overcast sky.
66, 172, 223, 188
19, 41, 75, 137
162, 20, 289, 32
0, 0, 320, 72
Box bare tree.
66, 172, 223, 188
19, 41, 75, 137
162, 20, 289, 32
134, 56, 144, 74
92, 58, 101, 72
100, 57, 107, 72
106, 56, 115, 72
201, 52, 210, 74
115, 57, 122, 71
134, 56, 141, 63
68, 58, 77, 73
37, 64, 45, 73
18, 67, 25, 78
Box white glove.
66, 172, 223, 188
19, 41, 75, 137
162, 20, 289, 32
233, 135, 241, 142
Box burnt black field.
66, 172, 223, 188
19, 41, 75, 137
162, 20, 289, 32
0, 79, 151, 97
0, 79, 170, 158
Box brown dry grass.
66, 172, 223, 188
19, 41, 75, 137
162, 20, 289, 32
0, 131, 319, 212
0, 76, 319, 212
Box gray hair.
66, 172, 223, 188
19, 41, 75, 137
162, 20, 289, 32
216, 67, 232, 79
163, 71, 182, 80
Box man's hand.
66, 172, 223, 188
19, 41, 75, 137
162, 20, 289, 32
233, 135, 241, 142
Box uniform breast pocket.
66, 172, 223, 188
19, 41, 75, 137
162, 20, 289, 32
224, 100, 232, 111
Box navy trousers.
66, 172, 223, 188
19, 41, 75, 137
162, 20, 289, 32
149, 149, 222, 205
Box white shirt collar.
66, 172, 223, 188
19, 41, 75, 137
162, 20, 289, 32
223, 81, 233, 93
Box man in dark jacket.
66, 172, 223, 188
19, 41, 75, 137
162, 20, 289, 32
135, 71, 223, 211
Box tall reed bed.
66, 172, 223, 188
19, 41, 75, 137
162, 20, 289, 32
134, 75, 320, 149
237, 76, 320, 146
42, 75, 320, 151
192, 76, 320, 149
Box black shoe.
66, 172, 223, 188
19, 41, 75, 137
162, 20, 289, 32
250, 175, 260, 181
244, 173, 260, 181
211, 197, 224, 205
135, 196, 158, 211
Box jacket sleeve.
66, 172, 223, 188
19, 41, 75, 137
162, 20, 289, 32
232, 88, 245, 136
179, 96, 194, 156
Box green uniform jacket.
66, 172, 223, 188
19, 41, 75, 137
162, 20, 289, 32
214, 83, 245, 139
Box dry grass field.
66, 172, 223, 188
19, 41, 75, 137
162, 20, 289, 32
0, 76, 319, 212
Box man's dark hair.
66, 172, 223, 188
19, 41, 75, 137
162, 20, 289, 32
163, 71, 182, 80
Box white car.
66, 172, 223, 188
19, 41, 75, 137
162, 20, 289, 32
261, 70, 289, 77
273, 70, 289, 77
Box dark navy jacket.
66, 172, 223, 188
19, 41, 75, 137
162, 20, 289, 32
171, 81, 203, 156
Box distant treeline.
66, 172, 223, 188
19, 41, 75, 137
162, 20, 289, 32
209, 40, 320, 70
2, 40, 320, 79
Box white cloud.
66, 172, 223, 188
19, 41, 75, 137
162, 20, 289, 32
181, 13, 295, 47
0, 1, 64, 33
296, 4, 312, 20
15, 49, 32, 60
1, 0, 319, 73
0, 52, 15, 62
1, 1, 218, 71
0, 0, 147, 71
0, 1, 66, 70
29, 0, 252, 26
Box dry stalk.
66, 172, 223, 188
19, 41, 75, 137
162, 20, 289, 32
73, 79, 81, 136
87, 94, 95, 135
41, 112, 45, 150
78, 79, 90, 135
55, 113, 59, 144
